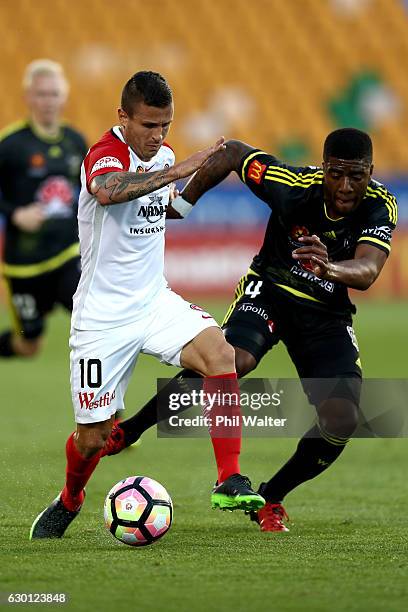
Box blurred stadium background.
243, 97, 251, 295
0, 0, 407, 300
1, 2, 407, 609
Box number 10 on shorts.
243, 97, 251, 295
79, 358, 102, 388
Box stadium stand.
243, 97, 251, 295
0, 0, 408, 172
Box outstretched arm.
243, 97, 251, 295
90, 138, 225, 206
181, 140, 254, 204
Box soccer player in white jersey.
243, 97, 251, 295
30, 71, 265, 539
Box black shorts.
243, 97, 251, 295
3, 257, 80, 339
222, 270, 362, 406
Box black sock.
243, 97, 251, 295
120, 369, 202, 445
0, 331, 15, 357
261, 424, 349, 502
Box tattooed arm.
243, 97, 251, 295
90, 168, 178, 205
90, 137, 225, 206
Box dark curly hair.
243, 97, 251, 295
323, 128, 373, 162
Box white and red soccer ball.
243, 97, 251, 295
104, 476, 173, 546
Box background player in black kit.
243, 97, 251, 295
0, 59, 87, 358
99, 127, 397, 532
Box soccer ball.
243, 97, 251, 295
104, 476, 173, 546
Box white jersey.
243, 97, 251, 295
72, 126, 175, 330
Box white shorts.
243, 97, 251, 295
70, 288, 218, 424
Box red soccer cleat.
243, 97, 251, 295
101, 421, 126, 457
250, 502, 290, 532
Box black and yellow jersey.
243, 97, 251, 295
0, 120, 87, 277
239, 149, 398, 316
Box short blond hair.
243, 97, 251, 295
22, 59, 69, 94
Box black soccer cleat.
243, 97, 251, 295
29, 493, 82, 540
211, 473, 265, 511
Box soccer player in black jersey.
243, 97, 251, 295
99, 128, 397, 532
0, 60, 87, 358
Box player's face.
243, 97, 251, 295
118, 101, 174, 161
323, 157, 373, 219
25, 74, 68, 128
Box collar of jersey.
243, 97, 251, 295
323, 202, 344, 222
112, 125, 126, 144
28, 120, 64, 144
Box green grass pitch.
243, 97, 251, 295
0, 300, 407, 611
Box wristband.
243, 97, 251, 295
171, 195, 194, 218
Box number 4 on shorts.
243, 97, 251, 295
245, 280, 263, 299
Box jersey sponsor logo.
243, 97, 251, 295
30, 153, 46, 168
136, 164, 155, 173
48, 145, 62, 159
361, 226, 392, 242
129, 225, 165, 235
238, 302, 269, 320
290, 265, 335, 293
247, 159, 267, 184
90, 156, 123, 174
78, 389, 116, 410
137, 163, 168, 173
36, 176, 75, 218
323, 230, 337, 240
28, 152, 47, 177
137, 195, 167, 223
